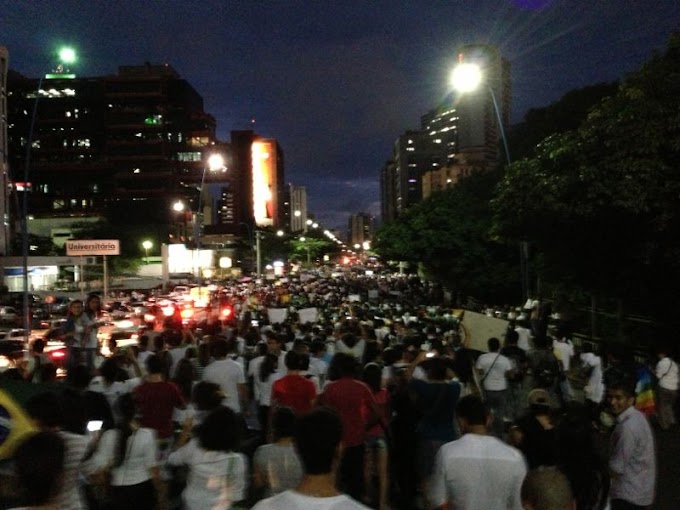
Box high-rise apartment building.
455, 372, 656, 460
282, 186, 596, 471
348, 212, 373, 247
288, 184, 307, 233
381, 44, 511, 223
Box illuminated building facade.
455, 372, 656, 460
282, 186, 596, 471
348, 212, 373, 247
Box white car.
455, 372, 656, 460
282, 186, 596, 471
0, 306, 17, 324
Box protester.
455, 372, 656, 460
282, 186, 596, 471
654, 342, 678, 430
521, 467, 576, 510
475, 337, 513, 436
251, 407, 370, 510
201, 338, 248, 414
607, 375, 656, 509
167, 406, 248, 509
252, 406, 304, 498
427, 395, 527, 510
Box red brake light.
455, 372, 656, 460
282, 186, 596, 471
221, 307, 233, 318
180, 308, 194, 319
51, 350, 65, 359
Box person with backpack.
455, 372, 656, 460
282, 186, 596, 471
501, 330, 528, 421
528, 335, 561, 400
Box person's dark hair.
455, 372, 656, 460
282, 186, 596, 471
505, 329, 519, 345
173, 358, 196, 401
41, 363, 57, 383
521, 467, 574, 510
14, 432, 65, 506
192, 381, 223, 411
211, 338, 229, 358
362, 362, 382, 393
138, 334, 149, 349
100, 358, 119, 384
341, 332, 358, 348
164, 328, 183, 348
198, 406, 240, 452
328, 352, 358, 379
294, 406, 343, 475
310, 340, 326, 356
383, 345, 402, 366
487, 337, 501, 352
69, 363, 93, 389
260, 353, 279, 382
456, 395, 489, 426
607, 373, 637, 398
153, 335, 165, 352
145, 354, 164, 375
60, 388, 87, 434
113, 393, 137, 468
32, 338, 45, 353
285, 349, 308, 371
425, 356, 448, 381
26, 391, 63, 429
556, 402, 610, 510
84, 293, 102, 317
271, 406, 296, 441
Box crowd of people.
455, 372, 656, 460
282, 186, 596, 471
0, 272, 673, 510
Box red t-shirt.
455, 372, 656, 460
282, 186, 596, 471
134, 381, 185, 439
272, 374, 316, 415
365, 388, 388, 438
320, 377, 376, 447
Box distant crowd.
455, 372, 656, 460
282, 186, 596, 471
0, 272, 674, 510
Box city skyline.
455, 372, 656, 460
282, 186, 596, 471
2, 0, 678, 228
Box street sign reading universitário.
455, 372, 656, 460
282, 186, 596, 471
65, 239, 120, 256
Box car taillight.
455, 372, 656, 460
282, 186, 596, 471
51, 351, 65, 359
221, 307, 233, 318
180, 308, 194, 319
162, 306, 175, 317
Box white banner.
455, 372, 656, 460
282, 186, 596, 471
267, 308, 288, 324
348, 294, 361, 302
298, 307, 318, 324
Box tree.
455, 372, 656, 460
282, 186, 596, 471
375, 169, 521, 304
493, 34, 680, 313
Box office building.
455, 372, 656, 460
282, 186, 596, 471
348, 212, 373, 247
0, 47, 9, 255
6, 63, 221, 245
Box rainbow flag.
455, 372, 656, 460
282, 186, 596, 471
635, 366, 656, 417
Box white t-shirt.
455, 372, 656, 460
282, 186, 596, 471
656, 357, 679, 391
88, 376, 142, 418
202, 358, 246, 413
248, 355, 266, 401
57, 431, 92, 510
580, 353, 604, 403
169, 346, 189, 378
552, 339, 575, 371
251, 490, 371, 510
428, 434, 526, 510
167, 439, 248, 510
475, 353, 512, 391
514, 327, 531, 352
92, 428, 158, 486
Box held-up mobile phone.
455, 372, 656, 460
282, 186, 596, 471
87, 420, 103, 432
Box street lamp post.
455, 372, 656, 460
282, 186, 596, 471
142, 240, 152, 264
21, 47, 76, 338
451, 60, 528, 301
198, 153, 226, 249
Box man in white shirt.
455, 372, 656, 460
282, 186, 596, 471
515, 321, 532, 351
251, 407, 370, 510
427, 395, 527, 510
202, 338, 247, 414
552, 332, 575, 402
475, 337, 513, 436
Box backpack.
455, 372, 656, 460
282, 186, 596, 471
534, 352, 559, 388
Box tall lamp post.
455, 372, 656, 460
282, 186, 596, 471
198, 153, 226, 249
450, 61, 529, 301
21, 47, 76, 338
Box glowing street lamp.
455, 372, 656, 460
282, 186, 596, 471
172, 200, 186, 213
142, 240, 153, 264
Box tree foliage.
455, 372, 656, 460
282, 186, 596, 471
375, 169, 521, 303
493, 34, 680, 309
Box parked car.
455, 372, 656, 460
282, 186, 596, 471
0, 306, 17, 324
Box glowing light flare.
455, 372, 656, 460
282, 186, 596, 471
207, 153, 225, 171
162, 306, 175, 317
450, 63, 482, 93
59, 47, 77, 64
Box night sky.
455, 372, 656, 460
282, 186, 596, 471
3, 0, 679, 229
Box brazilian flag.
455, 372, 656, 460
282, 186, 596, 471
0, 380, 65, 460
